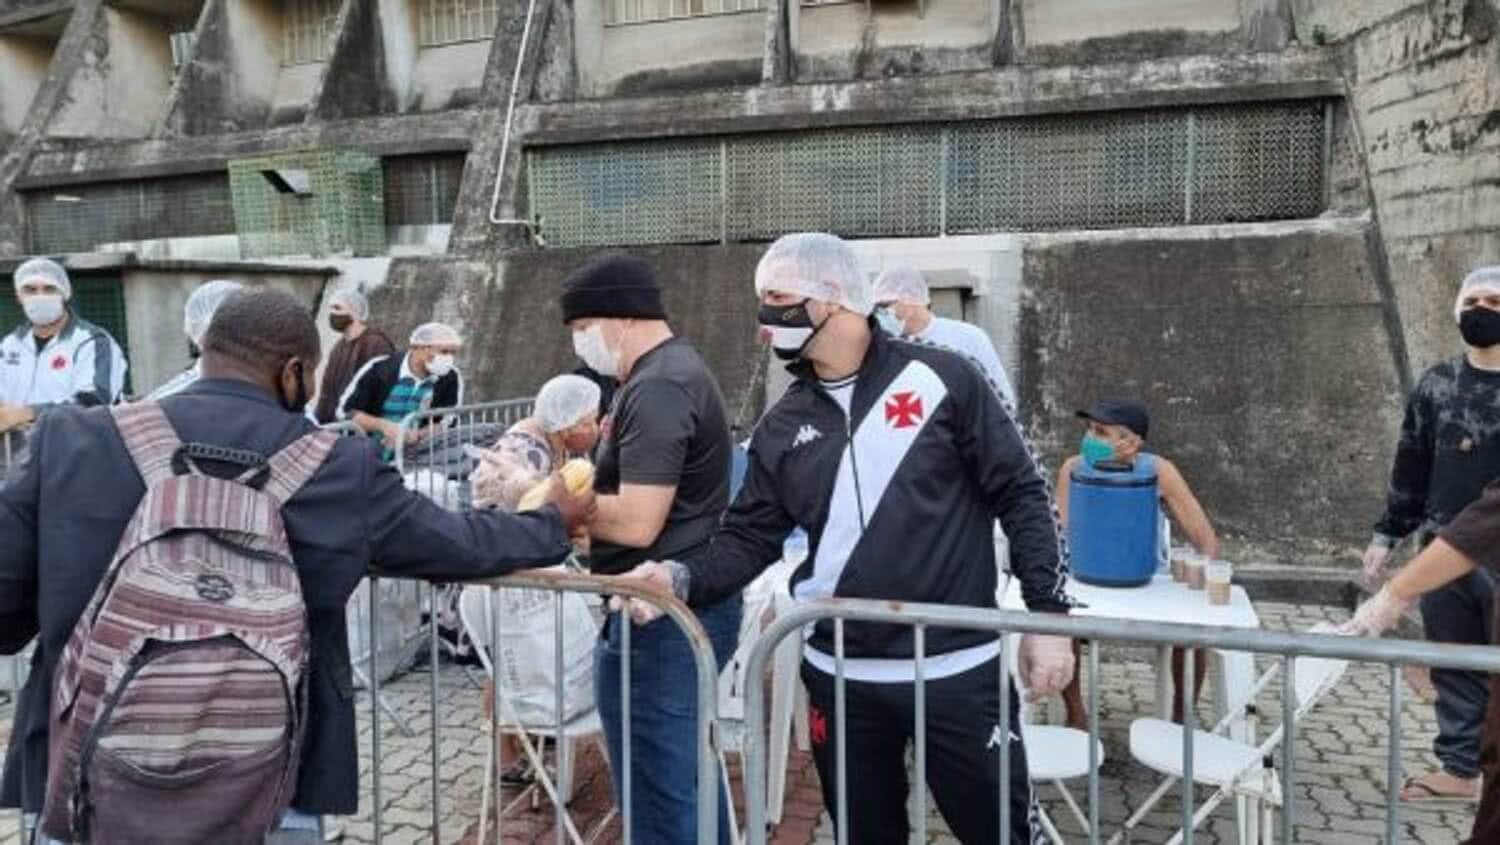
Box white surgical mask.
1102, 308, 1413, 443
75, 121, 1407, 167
22, 294, 65, 326
427, 353, 455, 378
573, 324, 619, 377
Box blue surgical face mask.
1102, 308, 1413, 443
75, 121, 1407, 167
1080, 434, 1117, 466
874, 305, 904, 337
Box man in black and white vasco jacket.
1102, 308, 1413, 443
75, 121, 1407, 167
622, 232, 1073, 845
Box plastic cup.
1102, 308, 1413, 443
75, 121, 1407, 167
1206, 561, 1233, 605
1170, 546, 1193, 583
1184, 555, 1207, 590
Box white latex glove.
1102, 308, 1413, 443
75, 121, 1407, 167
1339, 584, 1415, 638
1018, 633, 1075, 699
1361, 537, 1393, 584
608, 561, 677, 625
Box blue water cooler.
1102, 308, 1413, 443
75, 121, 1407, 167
1068, 455, 1160, 587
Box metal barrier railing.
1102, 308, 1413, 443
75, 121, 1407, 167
739, 599, 1500, 845
361, 569, 721, 845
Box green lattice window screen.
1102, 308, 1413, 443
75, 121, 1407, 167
25, 174, 235, 255
0, 273, 132, 395
528, 100, 1331, 247
230, 149, 386, 258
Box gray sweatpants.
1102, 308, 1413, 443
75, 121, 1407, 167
1420, 569, 1495, 779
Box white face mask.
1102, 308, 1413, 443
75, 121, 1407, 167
573, 324, 619, 377
427, 353, 455, 378
874, 306, 904, 337
22, 293, 65, 326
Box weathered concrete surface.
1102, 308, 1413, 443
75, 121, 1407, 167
44, 4, 173, 139
370, 247, 767, 423
792, 0, 995, 83
574, 4, 763, 98
0, 31, 54, 133
1018, 219, 1404, 562
313, 0, 389, 121
516, 49, 1343, 144
160, 0, 279, 136
1320, 0, 1500, 376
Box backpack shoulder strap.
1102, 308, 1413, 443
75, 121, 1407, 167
263, 429, 339, 507
110, 403, 183, 488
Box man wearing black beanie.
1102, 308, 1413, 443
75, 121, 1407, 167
560, 254, 739, 844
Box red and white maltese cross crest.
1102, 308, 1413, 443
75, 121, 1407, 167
884, 391, 924, 429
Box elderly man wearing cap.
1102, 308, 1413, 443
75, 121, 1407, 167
313, 287, 396, 424
143, 279, 242, 401
1, 258, 128, 434
872, 264, 1016, 408
338, 321, 463, 456
1054, 398, 1219, 728
1359, 266, 1500, 803
558, 254, 740, 844
617, 233, 1074, 844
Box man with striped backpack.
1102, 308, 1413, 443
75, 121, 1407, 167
40, 402, 333, 843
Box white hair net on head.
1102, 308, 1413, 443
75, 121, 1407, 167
14, 257, 72, 299
535, 374, 602, 433
329, 286, 370, 322
409, 321, 462, 347
754, 232, 873, 316
1456, 266, 1500, 322
183, 280, 243, 344
872, 265, 931, 306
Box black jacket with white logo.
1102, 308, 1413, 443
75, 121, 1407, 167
683, 327, 1070, 661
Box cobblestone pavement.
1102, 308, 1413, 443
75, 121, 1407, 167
0, 601, 1480, 844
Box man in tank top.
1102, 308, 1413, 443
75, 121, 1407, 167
1053, 398, 1221, 729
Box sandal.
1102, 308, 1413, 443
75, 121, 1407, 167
1399, 773, 1479, 803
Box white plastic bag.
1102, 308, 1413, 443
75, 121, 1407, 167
493, 587, 598, 726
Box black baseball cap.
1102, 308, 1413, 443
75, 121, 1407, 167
1076, 399, 1150, 440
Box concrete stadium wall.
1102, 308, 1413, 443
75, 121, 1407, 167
121, 264, 334, 394
46, 5, 174, 139
1017, 219, 1404, 562
1297, 0, 1500, 379
368, 246, 769, 425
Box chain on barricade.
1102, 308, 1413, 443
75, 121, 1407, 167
736, 597, 1500, 845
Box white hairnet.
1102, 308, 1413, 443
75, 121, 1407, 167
754, 232, 873, 316
409, 321, 462, 347
183, 280, 243, 344
872, 265, 931, 306
329, 286, 370, 322
14, 257, 72, 299
535, 374, 602, 432
1456, 266, 1500, 322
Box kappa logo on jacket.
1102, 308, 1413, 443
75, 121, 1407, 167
792, 424, 823, 448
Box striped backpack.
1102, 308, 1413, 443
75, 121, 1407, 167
41, 402, 335, 844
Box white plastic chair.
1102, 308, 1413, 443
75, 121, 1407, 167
1109, 642, 1348, 845
458, 585, 610, 845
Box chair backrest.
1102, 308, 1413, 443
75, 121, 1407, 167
1292, 654, 1348, 717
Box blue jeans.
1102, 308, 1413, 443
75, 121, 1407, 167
595, 594, 742, 845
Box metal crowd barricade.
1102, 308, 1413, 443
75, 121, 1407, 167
361, 569, 721, 845
739, 598, 1500, 845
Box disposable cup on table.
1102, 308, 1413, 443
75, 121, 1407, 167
1184, 555, 1207, 590
1206, 561, 1233, 605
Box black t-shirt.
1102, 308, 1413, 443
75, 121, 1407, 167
589, 338, 732, 576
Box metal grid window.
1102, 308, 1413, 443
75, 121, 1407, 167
606, 0, 765, 26
528, 101, 1332, 247
282, 0, 340, 65
418, 0, 500, 46
24, 174, 235, 255
383, 154, 466, 226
